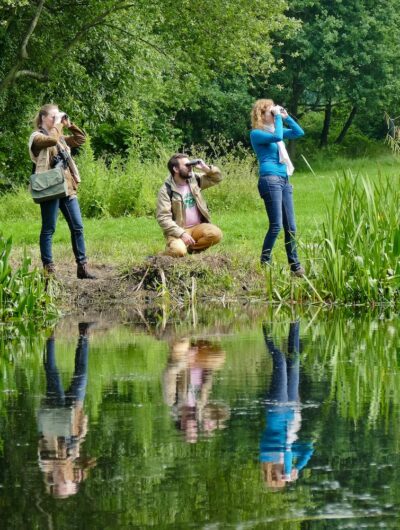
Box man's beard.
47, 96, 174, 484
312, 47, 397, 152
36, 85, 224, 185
179, 169, 192, 179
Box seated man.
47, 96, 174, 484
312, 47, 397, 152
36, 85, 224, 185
156, 153, 223, 257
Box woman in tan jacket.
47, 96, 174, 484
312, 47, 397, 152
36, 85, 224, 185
29, 103, 95, 278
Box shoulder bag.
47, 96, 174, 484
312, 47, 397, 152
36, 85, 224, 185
29, 143, 69, 203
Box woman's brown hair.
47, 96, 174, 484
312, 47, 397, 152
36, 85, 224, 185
34, 103, 58, 129
251, 98, 274, 130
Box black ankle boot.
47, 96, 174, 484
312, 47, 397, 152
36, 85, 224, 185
43, 262, 56, 277
77, 262, 97, 280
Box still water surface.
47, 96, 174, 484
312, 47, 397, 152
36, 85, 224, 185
1, 308, 399, 529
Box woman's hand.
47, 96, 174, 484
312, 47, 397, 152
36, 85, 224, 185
281, 108, 289, 119
61, 113, 72, 128
271, 105, 281, 116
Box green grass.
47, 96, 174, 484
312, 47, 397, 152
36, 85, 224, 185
1, 153, 400, 304
1, 154, 396, 264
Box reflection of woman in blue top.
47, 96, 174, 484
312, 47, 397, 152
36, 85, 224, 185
250, 99, 305, 275
260, 321, 313, 490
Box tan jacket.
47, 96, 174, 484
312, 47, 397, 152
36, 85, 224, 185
30, 123, 86, 197
156, 166, 222, 238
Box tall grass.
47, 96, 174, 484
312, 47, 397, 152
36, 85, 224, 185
75, 139, 259, 218
306, 171, 400, 303
0, 234, 58, 323
261, 170, 400, 305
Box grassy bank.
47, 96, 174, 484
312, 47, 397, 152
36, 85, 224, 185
1, 152, 400, 306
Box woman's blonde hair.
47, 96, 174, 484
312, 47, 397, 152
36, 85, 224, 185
34, 103, 58, 129
251, 98, 274, 130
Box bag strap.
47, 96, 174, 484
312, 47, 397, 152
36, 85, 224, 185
165, 182, 173, 200
165, 175, 201, 200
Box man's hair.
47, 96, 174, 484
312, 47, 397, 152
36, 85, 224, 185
167, 153, 187, 175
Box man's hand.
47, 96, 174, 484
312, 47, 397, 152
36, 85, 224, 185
181, 232, 195, 246
195, 159, 211, 172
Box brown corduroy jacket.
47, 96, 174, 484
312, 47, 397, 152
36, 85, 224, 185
156, 166, 222, 239
30, 123, 86, 197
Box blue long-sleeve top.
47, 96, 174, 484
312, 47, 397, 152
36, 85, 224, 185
260, 405, 314, 476
250, 115, 304, 178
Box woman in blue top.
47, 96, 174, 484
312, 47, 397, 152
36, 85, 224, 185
250, 99, 305, 275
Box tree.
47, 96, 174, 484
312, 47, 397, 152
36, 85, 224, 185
0, 0, 294, 181
263, 0, 400, 147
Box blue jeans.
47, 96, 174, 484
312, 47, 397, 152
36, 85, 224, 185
40, 196, 87, 265
263, 321, 300, 403
44, 333, 89, 406
258, 175, 301, 270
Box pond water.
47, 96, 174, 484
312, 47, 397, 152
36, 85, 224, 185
1, 307, 400, 529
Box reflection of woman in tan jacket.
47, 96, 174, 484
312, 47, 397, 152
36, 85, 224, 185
163, 339, 230, 443
28, 103, 95, 278
37, 324, 96, 498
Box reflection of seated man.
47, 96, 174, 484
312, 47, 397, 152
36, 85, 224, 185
162, 339, 230, 443
261, 321, 314, 490
37, 323, 96, 498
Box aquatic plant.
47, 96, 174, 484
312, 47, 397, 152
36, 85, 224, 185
0, 234, 58, 324
315, 171, 400, 303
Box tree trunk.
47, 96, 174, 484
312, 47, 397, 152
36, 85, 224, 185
335, 106, 357, 144
319, 101, 332, 148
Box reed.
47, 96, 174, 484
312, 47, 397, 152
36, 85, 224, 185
0, 234, 58, 324
316, 172, 400, 303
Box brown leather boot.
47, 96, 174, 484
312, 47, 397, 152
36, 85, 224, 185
291, 266, 305, 278
77, 262, 97, 280
43, 262, 56, 277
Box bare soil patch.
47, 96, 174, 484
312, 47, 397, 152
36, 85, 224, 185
55, 254, 264, 314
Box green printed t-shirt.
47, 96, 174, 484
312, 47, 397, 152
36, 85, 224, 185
176, 183, 202, 228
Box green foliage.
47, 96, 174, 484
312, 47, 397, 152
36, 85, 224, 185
265, 0, 400, 144
0, 0, 291, 185
307, 172, 400, 303
76, 140, 167, 218
72, 139, 260, 218
297, 110, 389, 164
0, 233, 58, 323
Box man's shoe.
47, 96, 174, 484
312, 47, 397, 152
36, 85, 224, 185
43, 262, 56, 277
291, 266, 305, 278
77, 262, 97, 280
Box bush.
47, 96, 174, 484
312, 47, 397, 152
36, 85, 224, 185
77, 139, 167, 218
296, 110, 389, 170
0, 186, 38, 221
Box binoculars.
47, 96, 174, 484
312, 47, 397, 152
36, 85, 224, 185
185, 159, 202, 167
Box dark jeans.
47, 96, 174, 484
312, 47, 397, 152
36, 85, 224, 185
258, 175, 300, 270
44, 333, 89, 406
40, 196, 87, 265
263, 321, 300, 403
